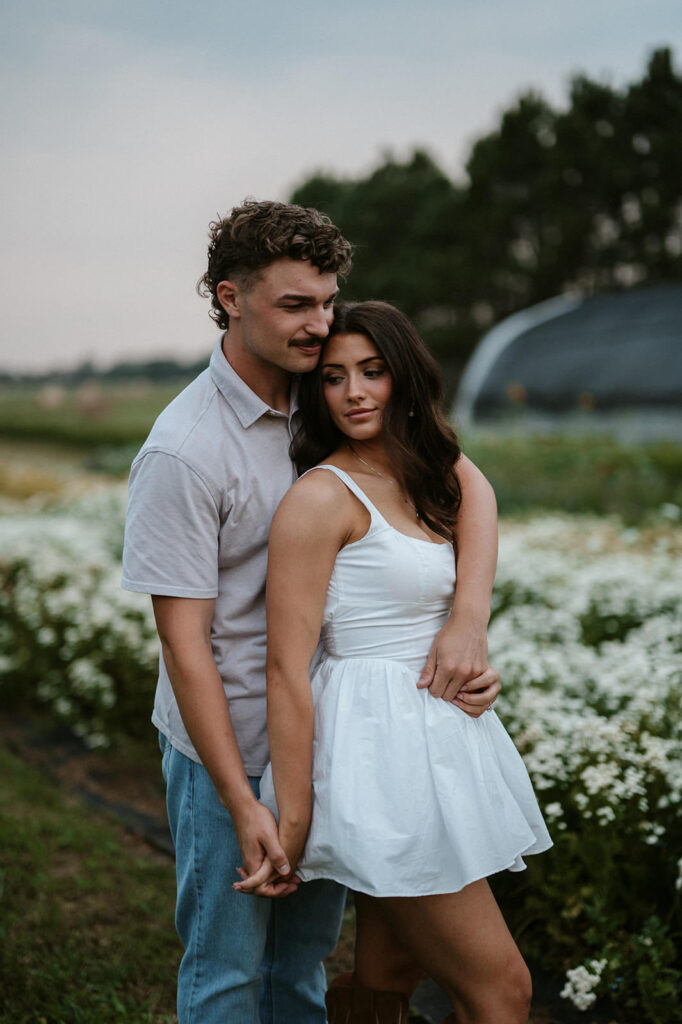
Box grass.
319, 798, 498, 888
0, 744, 179, 1024
0, 733, 358, 1024
0, 385, 681, 521
0, 382, 191, 447
0, 728, 588, 1024
463, 431, 682, 523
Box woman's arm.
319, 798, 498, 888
235, 471, 353, 894
418, 454, 500, 711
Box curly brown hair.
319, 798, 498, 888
197, 199, 353, 330
292, 301, 462, 540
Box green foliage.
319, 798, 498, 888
293, 150, 465, 316
291, 48, 682, 369
487, 515, 682, 1022
0, 382, 189, 447
0, 746, 177, 1022
461, 433, 682, 523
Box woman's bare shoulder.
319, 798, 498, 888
273, 466, 354, 535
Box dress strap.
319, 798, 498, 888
302, 465, 386, 528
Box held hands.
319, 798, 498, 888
417, 615, 501, 718
232, 800, 300, 898
233, 820, 305, 899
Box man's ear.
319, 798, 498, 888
216, 280, 241, 319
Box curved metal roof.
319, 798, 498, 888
454, 285, 682, 429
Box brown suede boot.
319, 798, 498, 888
325, 973, 354, 1024
325, 973, 410, 1024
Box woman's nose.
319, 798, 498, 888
347, 373, 366, 399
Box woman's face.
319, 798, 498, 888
321, 332, 393, 442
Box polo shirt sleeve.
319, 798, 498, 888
122, 450, 220, 598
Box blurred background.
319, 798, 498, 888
1, 4, 682, 1024
1, 0, 682, 500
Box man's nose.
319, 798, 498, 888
305, 305, 333, 337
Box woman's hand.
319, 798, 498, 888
233, 856, 301, 898
233, 823, 306, 898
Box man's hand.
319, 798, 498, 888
452, 667, 501, 718
232, 820, 304, 899
417, 615, 500, 715
417, 614, 488, 699
233, 819, 306, 899
233, 857, 301, 898
232, 799, 292, 880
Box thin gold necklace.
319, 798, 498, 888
346, 443, 420, 519
346, 443, 392, 481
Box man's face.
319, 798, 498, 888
222, 258, 339, 375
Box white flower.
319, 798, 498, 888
561, 959, 608, 1011
543, 802, 564, 822
659, 503, 681, 522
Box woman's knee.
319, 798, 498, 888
504, 956, 532, 1022
445, 953, 532, 1024
490, 954, 533, 1024
355, 945, 423, 995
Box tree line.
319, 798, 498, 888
290, 47, 682, 379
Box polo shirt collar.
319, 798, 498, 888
210, 336, 288, 428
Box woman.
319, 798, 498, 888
237, 302, 552, 1024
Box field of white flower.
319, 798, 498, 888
0, 486, 159, 748
490, 514, 682, 1020
1, 486, 680, 1022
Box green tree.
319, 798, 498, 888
291, 151, 468, 369
290, 47, 682, 380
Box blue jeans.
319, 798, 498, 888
160, 734, 347, 1024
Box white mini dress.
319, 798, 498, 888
260, 465, 552, 897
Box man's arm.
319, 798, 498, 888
418, 453, 501, 710
123, 448, 296, 891
152, 594, 296, 893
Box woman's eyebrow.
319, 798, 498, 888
321, 356, 386, 369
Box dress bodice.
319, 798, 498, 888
308, 466, 456, 671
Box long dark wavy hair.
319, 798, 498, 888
292, 301, 462, 539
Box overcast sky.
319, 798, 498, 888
1, 0, 680, 373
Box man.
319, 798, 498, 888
122, 199, 500, 1024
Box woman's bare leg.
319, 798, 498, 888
354, 892, 424, 995
355, 880, 531, 1024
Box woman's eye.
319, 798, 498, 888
323, 375, 343, 385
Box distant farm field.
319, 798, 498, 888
0, 381, 681, 521
0, 380, 192, 446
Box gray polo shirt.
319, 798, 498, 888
122, 338, 297, 774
